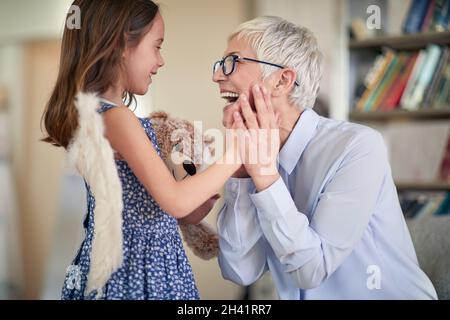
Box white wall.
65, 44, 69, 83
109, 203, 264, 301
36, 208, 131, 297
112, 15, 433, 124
0, 0, 72, 296
0, 0, 73, 43
0, 44, 25, 298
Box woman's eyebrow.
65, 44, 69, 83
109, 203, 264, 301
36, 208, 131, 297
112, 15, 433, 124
224, 51, 240, 57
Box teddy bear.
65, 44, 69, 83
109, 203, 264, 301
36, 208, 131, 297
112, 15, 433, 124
147, 111, 219, 260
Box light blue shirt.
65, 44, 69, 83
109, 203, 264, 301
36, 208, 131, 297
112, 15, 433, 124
217, 108, 437, 300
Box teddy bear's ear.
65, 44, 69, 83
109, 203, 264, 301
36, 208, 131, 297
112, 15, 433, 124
204, 135, 215, 157
148, 111, 169, 120
203, 135, 215, 144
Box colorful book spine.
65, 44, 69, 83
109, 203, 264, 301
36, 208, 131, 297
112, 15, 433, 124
421, 0, 436, 31
364, 54, 399, 111
355, 51, 394, 111
430, 0, 450, 31
403, 0, 432, 33
423, 47, 449, 108
373, 54, 408, 111
401, 50, 427, 110
439, 136, 450, 181
383, 53, 419, 110
407, 45, 443, 109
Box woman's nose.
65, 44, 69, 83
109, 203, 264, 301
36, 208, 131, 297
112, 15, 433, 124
212, 66, 226, 83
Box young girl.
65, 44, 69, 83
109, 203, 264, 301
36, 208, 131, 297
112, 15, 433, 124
41, 0, 256, 300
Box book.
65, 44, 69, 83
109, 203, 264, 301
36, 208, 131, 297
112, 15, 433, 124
439, 135, 450, 181
365, 54, 401, 111
433, 61, 450, 107
435, 192, 450, 215
356, 51, 395, 111
355, 45, 449, 112
374, 53, 409, 111
421, 0, 436, 31
407, 45, 443, 109
383, 53, 419, 110
399, 192, 448, 219
401, 49, 428, 109
403, 0, 432, 33
429, 0, 450, 31
423, 47, 449, 108
416, 193, 447, 218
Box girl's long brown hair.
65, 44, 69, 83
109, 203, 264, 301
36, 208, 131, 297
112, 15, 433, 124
41, 0, 159, 148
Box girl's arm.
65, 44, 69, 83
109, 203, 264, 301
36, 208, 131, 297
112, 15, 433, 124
178, 194, 221, 225
103, 106, 240, 218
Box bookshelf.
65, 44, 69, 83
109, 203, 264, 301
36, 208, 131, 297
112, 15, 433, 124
350, 108, 450, 121
396, 181, 450, 191
348, 1, 450, 219
349, 30, 450, 50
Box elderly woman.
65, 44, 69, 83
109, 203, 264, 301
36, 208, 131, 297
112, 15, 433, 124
213, 16, 437, 300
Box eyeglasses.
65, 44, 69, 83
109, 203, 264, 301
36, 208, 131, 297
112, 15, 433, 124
213, 54, 300, 86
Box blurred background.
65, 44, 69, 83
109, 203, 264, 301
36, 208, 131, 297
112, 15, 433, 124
0, 0, 449, 300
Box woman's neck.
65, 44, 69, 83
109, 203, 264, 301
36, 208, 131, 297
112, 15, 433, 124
276, 102, 303, 148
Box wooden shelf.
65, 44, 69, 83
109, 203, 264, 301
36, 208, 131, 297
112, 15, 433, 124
349, 108, 450, 122
349, 31, 450, 50
396, 181, 450, 191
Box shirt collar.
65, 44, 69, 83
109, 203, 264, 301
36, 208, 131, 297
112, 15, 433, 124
278, 108, 320, 174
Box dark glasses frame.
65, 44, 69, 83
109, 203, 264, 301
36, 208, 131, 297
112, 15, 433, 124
213, 54, 300, 86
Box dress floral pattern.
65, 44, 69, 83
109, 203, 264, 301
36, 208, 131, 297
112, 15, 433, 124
61, 102, 200, 300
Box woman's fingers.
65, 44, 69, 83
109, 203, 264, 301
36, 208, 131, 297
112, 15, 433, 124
240, 93, 259, 130
261, 86, 278, 129
232, 111, 250, 165
262, 86, 274, 114
253, 84, 272, 129
252, 84, 267, 111
223, 102, 241, 128
232, 111, 246, 130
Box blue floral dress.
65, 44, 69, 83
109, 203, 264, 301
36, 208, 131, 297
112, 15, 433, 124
61, 102, 200, 300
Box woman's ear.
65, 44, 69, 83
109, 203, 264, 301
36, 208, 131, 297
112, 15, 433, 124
280, 68, 297, 90
272, 68, 297, 96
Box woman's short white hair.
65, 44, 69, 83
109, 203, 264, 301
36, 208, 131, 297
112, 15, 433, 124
229, 16, 323, 109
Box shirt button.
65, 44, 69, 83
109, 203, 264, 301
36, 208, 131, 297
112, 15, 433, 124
231, 182, 238, 191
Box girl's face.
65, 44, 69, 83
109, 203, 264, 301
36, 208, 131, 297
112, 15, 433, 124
122, 13, 165, 95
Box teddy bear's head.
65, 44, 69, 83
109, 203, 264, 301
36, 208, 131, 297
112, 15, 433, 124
148, 111, 219, 260
149, 111, 214, 182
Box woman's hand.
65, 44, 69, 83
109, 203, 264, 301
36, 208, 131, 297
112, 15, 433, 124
233, 84, 281, 191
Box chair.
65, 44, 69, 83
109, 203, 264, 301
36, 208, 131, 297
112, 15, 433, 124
407, 216, 450, 299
